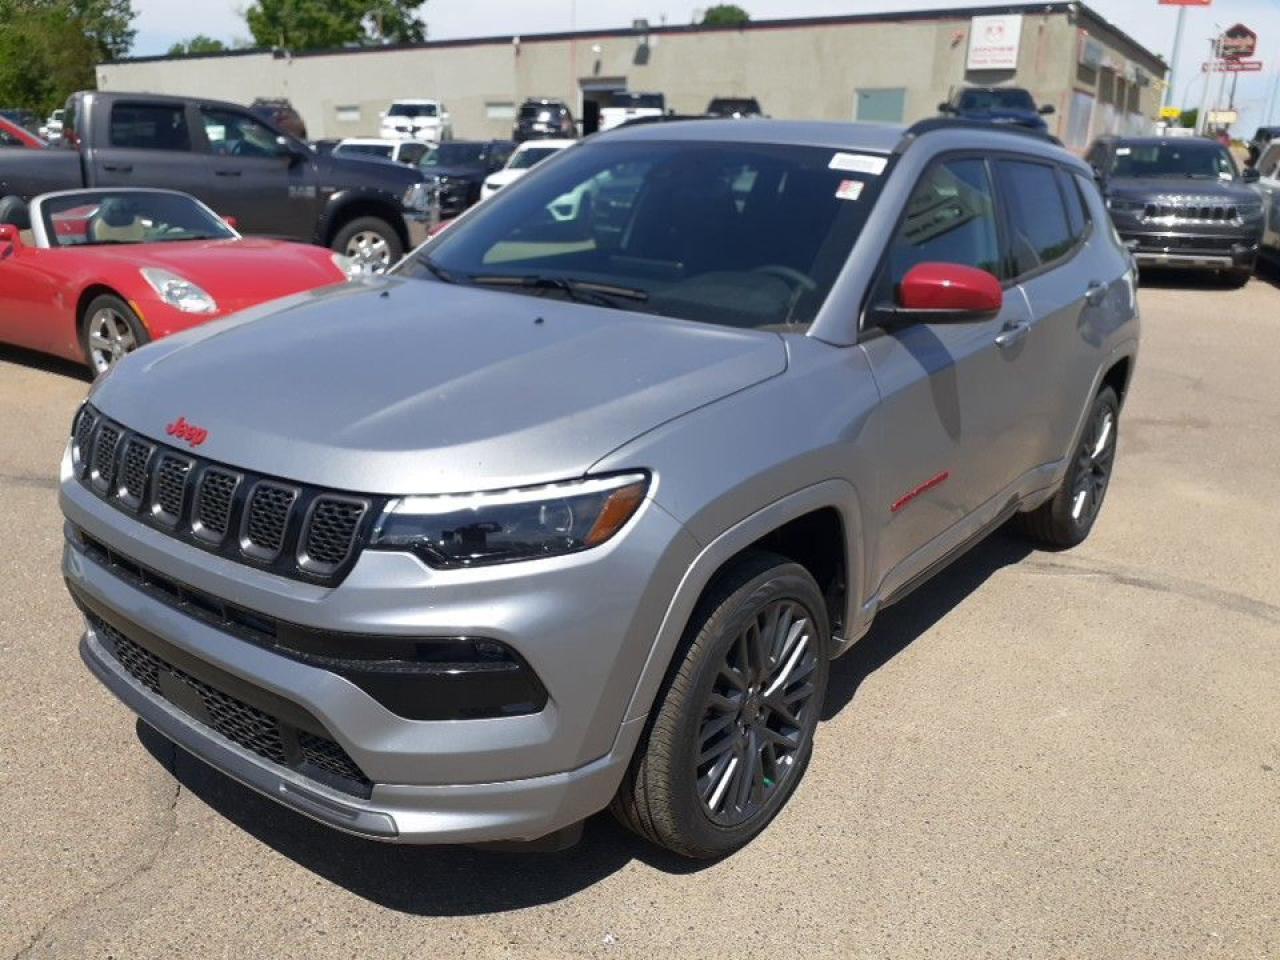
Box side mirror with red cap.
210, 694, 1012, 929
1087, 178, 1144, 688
873, 262, 1003, 327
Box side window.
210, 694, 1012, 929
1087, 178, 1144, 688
1056, 166, 1089, 242
999, 160, 1073, 276
109, 103, 191, 151
399, 143, 427, 165
200, 108, 288, 159
882, 157, 1003, 294
1260, 143, 1280, 180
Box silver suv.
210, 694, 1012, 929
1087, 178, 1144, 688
61, 119, 1139, 859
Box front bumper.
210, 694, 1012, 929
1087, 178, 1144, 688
1119, 229, 1261, 270
401, 208, 436, 250
61, 462, 698, 843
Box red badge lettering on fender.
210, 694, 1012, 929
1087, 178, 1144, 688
166, 416, 208, 448
891, 471, 950, 514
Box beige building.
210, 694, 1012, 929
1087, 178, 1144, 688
97, 2, 1166, 151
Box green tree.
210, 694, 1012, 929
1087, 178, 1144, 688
67, 0, 136, 60
167, 34, 228, 56
0, 3, 96, 114
700, 4, 749, 27
1179, 108, 1198, 130
244, 0, 426, 50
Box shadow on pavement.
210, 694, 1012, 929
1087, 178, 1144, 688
133, 529, 1034, 913
0, 343, 91, 383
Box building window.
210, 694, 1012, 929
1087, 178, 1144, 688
335, 105, 361, 123
1065, 90, 1094, 149
486, 102, 516, 121
855, 88, 906, 124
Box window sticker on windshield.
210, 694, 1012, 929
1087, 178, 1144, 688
830, 152, 887, 176
835, 179, 864, 201
1116, 147, 1132, 156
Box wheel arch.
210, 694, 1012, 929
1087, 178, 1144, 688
621, 480, 865, 727
317, 190, 408, 250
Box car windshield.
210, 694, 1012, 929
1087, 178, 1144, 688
397, 140, 880, 331
423, 143, 485, 167
1110, 143, 1238, 180
520, 104, 564, 121
609, 93, 665, 110
336, 142, 394, 159
709, 99, 761, 115
390, 103, 437, 118
40, 191, 235, 248
957, 89, 1036, 111
508, 146, 563, 170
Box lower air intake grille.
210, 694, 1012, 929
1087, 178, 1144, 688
90, 612, 372, 797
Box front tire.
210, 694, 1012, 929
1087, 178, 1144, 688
611, 551, 830, 859
331, 216, 404, 275
80, 293, 149, 378
1015, 386, 1120, 549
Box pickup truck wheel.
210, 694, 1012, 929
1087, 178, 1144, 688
80, 293, 149, 378
611, 551, 829, 859
1016, 387, 1119, 549
331, 217, 403, 275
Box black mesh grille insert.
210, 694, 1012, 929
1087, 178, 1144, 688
90, 612, 371, 796
73, 407, 99, 472
243, 483, 298, 559
193, 468, 240, 542
152, 455, 193, 525
118, 439, 154, 506
91, 424, 122, 491
302, 498, 367, 571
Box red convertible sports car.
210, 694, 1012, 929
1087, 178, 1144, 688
0, 188, 354, 375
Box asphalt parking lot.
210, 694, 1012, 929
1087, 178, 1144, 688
2, 275, 1278, 960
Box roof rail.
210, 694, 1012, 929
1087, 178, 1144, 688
896, 117, 1064, 152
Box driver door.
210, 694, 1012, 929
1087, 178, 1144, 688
197, 106, 312, 238
859, 156, 1036, 596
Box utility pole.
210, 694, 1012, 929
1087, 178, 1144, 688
1164, 5, 1187, 111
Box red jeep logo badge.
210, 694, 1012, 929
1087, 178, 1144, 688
166, 416, 208, 448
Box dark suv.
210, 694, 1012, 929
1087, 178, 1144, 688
419, 140, 515, 216
1088, 136, 1263, 283
514, 99, 576, 142
706, 97, 765, 119
940, 87, 1054, 133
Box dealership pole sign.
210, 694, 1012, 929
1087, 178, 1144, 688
967, 15, 1023, 71
1219, 23, 1257, 60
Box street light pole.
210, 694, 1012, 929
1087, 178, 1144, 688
1164, 5, 1187, 111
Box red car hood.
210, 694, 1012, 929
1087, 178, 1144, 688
81, 238, 344, 311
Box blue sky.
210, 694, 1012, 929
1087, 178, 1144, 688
131, 0, 1280, 131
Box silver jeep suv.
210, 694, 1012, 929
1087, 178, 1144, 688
61, 119, 1139, 859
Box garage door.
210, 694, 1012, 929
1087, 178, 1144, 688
856, 88, 906, 124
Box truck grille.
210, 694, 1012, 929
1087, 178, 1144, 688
1141, 200, 1239, 223
89, 611, 372, 796
70, 405, 382, 585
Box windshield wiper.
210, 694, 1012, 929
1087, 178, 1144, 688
415, 254, 463, 285
470, 274, 649, 308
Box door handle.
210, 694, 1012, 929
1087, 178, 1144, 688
102, 163, 132, 173
995, 320, 1030, 349
1085, 281, 1108, 307
214, 170, 242, 177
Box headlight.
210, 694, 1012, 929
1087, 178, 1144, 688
330, 252, 363, 279
370, 472, 649, 568
140, 267, 217, 314
1106, 197, 1145, 213
402, 181, 434, 212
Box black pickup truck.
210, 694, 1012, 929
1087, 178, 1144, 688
0, 91, 435, 272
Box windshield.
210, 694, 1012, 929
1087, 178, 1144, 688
40, 190, 235, 248
708, 99, 761, 115
608, 93, 665, 110
520, 104, 564, 121
396, 140, 880, 331
1110, 143, 1238, 180
335, 142, 394, 159
389, 103, 437, 118
508, 146, 562, 170
957, 88, 1036, 112
423, 143, 484, 167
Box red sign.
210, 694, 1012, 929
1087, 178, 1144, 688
1221, 23, 1258, 59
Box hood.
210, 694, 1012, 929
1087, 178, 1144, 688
1105, 177, 1259, 203
485, 169, 525, 188
316, 152, 425, 186
85, 239, 344, 312
91, 279, 787, 496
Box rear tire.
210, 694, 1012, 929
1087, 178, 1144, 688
1015, 387, 1119, 549
80, 293, 149, 378
331, 216, 403, 275
611, 551, 830, 859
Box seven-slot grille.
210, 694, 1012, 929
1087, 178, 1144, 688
70, 406, 379, 585
1141, 200, 1239, 223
